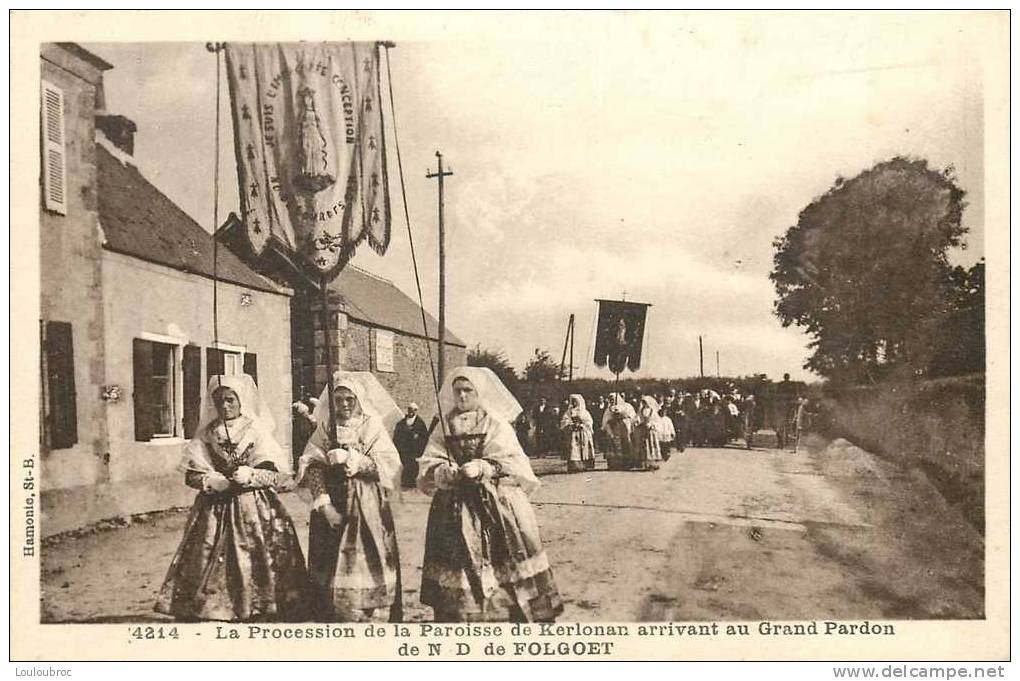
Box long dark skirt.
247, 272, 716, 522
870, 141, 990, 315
604, 420, 637, 470
421, 481, 562, 622
155, 489, 309, 622
306, 472, 402, 622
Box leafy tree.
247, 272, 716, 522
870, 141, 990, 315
523, 348, 560, 383
771, 157, 967, 383
929, 259, 985, 377
467, 344, 518, 387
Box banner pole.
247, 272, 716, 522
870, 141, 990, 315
321, 277, 338, 449
582, 301, 597, 379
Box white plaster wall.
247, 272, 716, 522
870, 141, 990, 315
100, 251, 293, 485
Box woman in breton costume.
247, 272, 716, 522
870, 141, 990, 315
601, 392, 637, 471
155, 375, 308, 622
632, 395, 665, 471
559, 394, 596, 473
418, 367, 563, 622
297, 371, 403, 622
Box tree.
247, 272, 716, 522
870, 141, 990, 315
467, 344, 518, 387
770, 157, 967, 383
928, 259, 985, 377
523, 348, 560, 383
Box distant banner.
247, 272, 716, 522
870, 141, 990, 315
225, 42, 391, 279
593, 299, 651, 374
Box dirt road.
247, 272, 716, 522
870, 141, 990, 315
41, 436, 983, 622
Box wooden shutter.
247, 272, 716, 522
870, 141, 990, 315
243, 352, 258, 385
41, 80, 67, 215
182, 345, 202, 438
44, 321, 77, 449
132, 338, 154, 442
206, 348, 225, 381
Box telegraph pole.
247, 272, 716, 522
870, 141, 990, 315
568, 314, 575, 382
559, 314, 575, 381
426, 151, 453, 384
716, 350, 720, 377
699, 335, 704, 378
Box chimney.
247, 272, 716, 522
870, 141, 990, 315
95, 114, 137, 156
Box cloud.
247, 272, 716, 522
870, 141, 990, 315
83, 21, 983, 384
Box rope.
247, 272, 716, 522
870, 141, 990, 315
212, 47, 221, 350
211, 45, 232, 448
383, 44, 446, 440
581, 300, 597, 378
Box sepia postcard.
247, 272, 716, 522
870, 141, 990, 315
9, 9, 1010, 662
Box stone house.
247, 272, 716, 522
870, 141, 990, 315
40, 43, 292, 536
40, 42, 467, 536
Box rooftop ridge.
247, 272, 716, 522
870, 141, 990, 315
346, 264, 392, 285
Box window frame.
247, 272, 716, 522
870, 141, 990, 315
136, 332, 186, 442
207, 341, 246, 380
374, 328, 395, 373
148, 342, 177, 438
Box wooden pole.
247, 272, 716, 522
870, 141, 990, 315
568, 313, 575, 382
320, 278, 337, 448
426, 152, 453, 385
716, 350, 720, 377
699, 335, 704, 378
559, 314, 571, 380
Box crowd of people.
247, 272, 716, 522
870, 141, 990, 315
154, 367, 562, 625
514, 373, 809, 470
152, 368, 809, 625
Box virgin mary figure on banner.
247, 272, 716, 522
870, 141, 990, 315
225, 41, 391, 279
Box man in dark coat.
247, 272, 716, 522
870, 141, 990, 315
393, 402, 429, 487
531, 397, 552, 455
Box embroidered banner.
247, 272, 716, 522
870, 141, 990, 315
592, 299, 651, 374
225, 42, 391, 279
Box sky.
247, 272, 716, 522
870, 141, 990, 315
82, 13, 986, 382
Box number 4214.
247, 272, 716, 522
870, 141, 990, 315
129, 626, 179, 640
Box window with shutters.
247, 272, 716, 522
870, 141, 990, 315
206, 347, 243, 380
41, 320, 78, 449
150, 343, 176, 436
40, 80, 67, 215
243, 352, 258, 385
133, 338, 179, 441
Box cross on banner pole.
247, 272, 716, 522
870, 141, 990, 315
426, 151, 453, 385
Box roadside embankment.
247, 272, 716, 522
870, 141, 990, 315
816, 375, 984, 533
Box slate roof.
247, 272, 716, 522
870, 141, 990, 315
216, 213, 465, 347
97, 145, 288, 295
331, 266, 466, 347
56, 43, 114, 71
